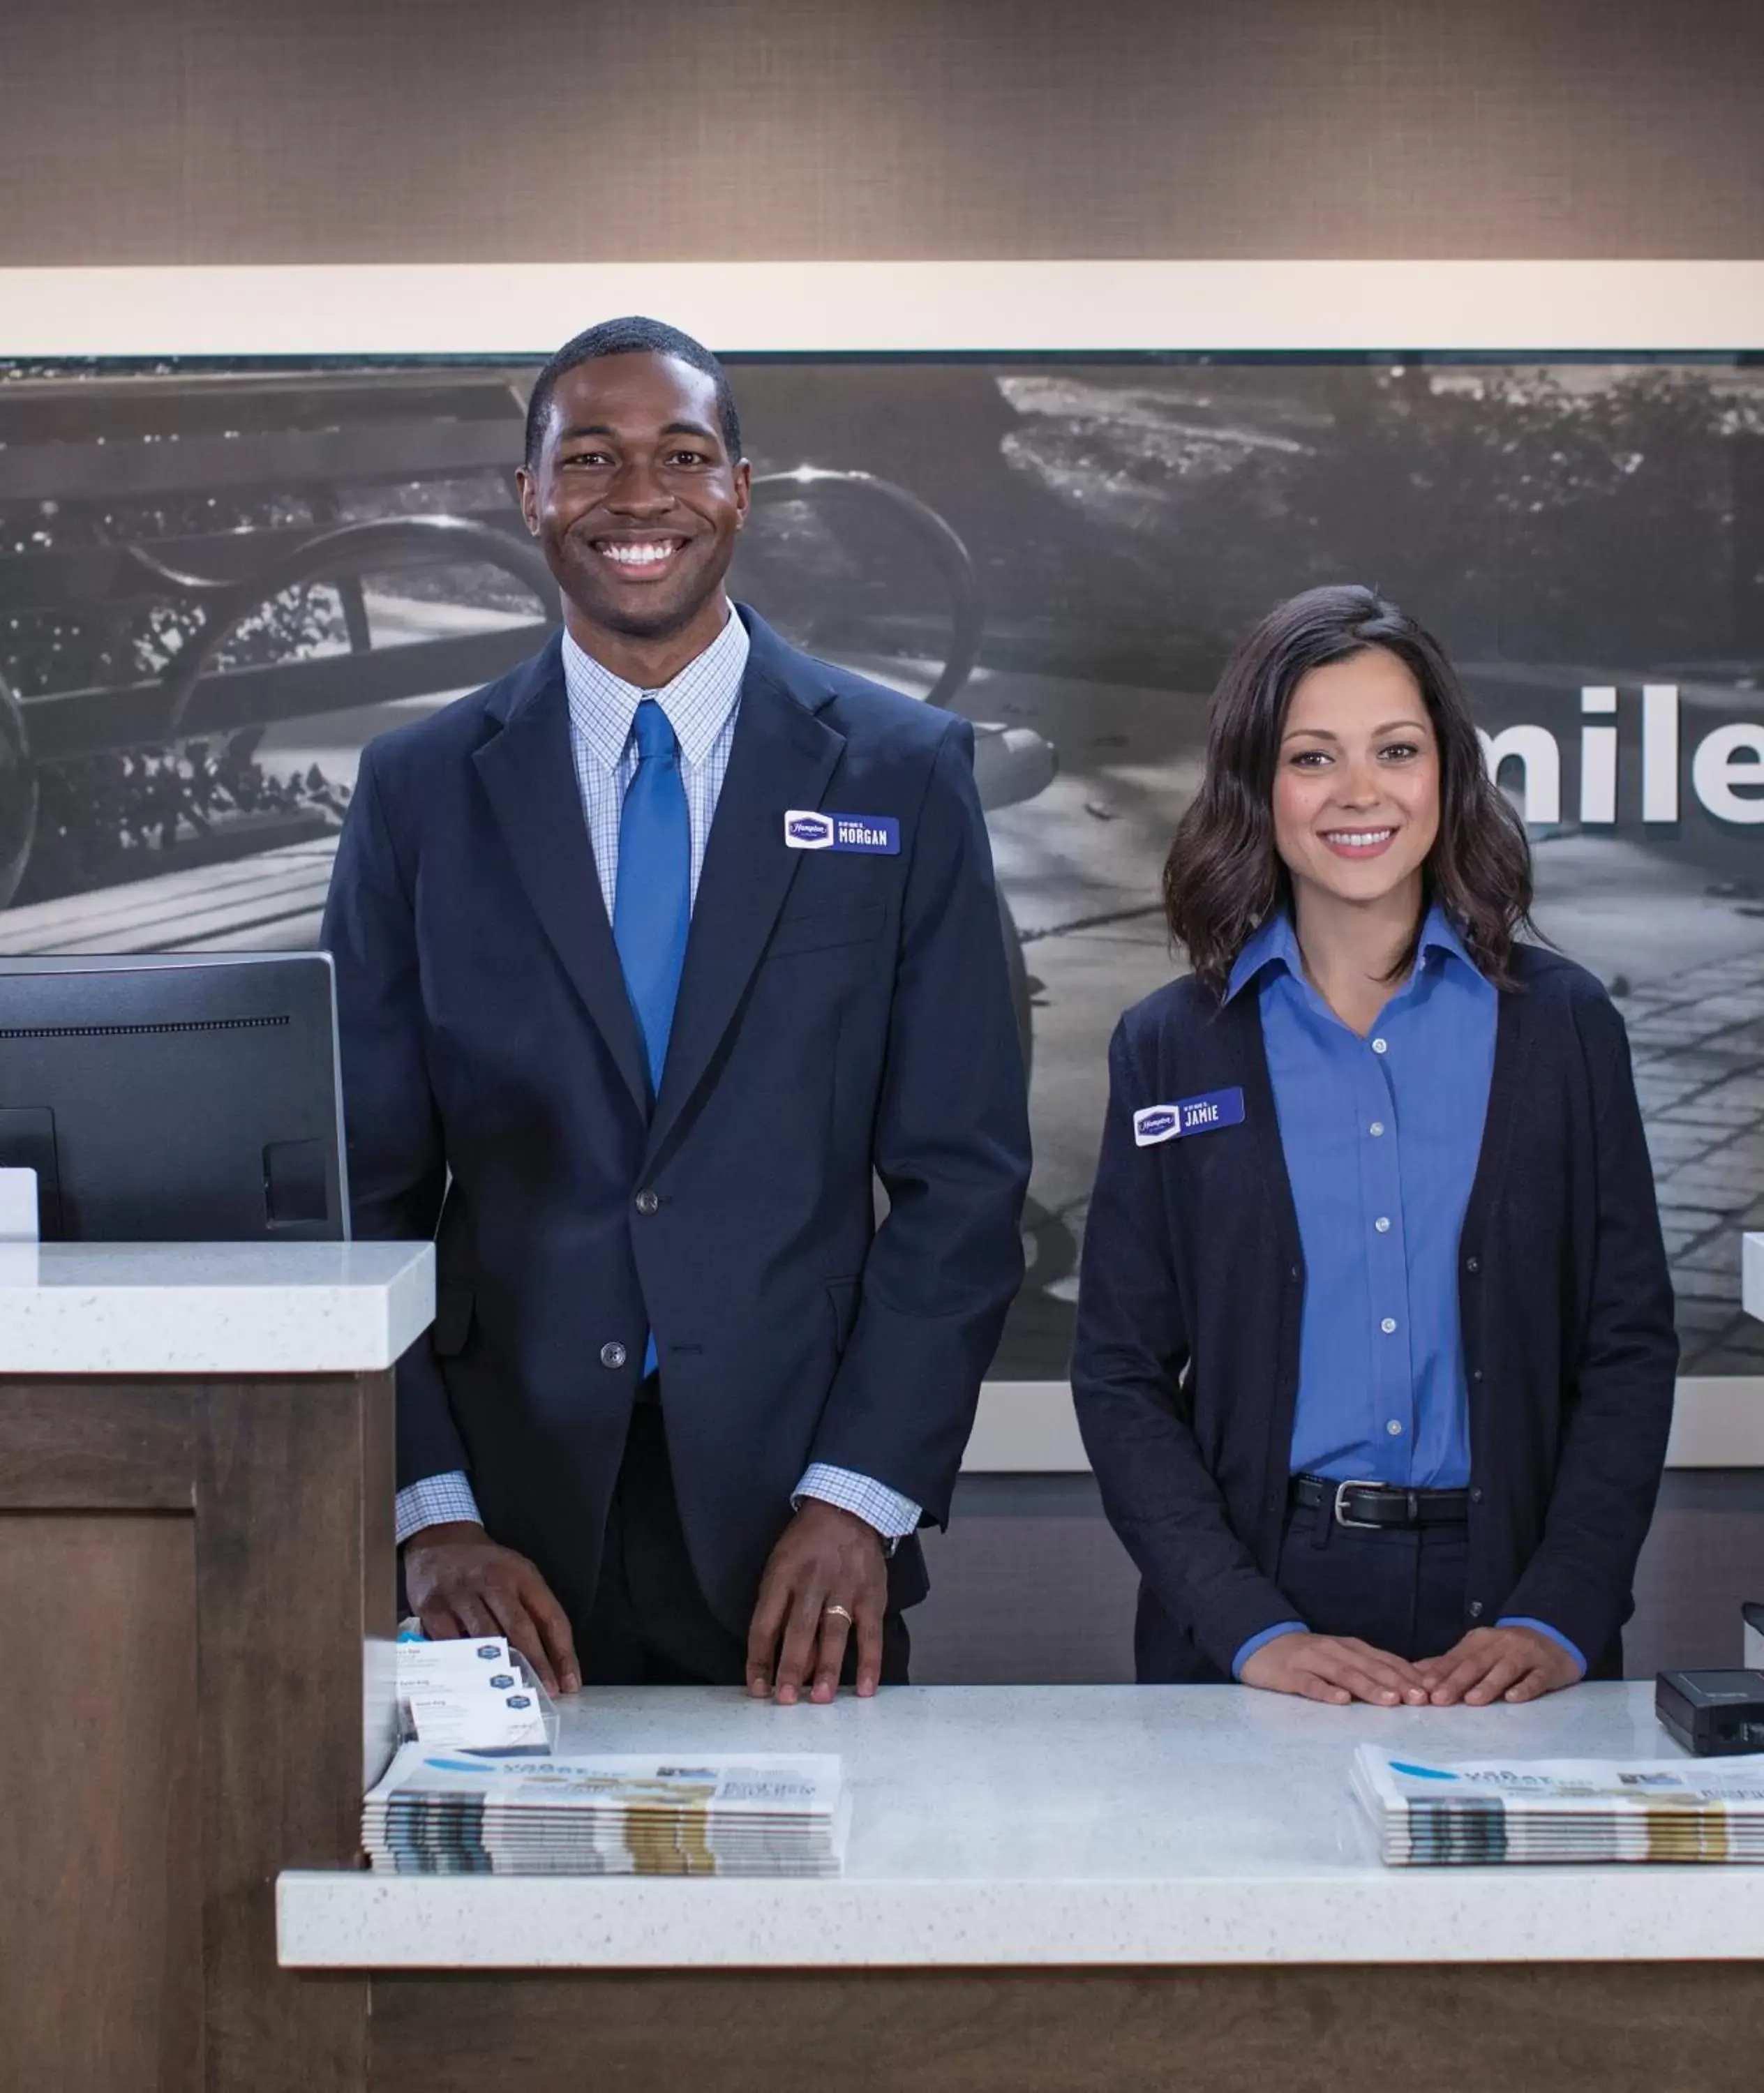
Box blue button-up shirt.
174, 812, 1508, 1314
1223, 906, 1582, 1679
1236, 903, 1493, 1489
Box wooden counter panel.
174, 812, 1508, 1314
0, 1512, 201, 2092
197, 1377, 386, 2092
0, 1363, 396, 2091
0, 1382, 195, 1509
368, 1964, 1764, 2093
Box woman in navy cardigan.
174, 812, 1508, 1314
1072, 585, 1677, 1704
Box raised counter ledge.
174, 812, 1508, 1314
0, 1240, 435, 1374
278, 1681, 1764, 1970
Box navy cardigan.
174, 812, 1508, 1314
1070, 943, 1677, 1683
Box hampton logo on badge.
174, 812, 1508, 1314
1133, 1087, 1246, 1147
784, 810, 901, 855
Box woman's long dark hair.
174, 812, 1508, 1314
1164, 584, 1536, 996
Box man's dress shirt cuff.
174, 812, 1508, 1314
793, 1465, 921, 1557
1232, 1620, 1308, 1681
396, 1471, 482, 1546
1497, 1616, 1589, 1675
400, 1466, 918, 1559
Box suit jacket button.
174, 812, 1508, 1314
599, 1342, 628, 1370
634, 1190, 660, 1216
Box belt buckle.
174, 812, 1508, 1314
1332, 1478, 1387, 1530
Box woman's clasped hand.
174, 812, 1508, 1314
1238, 1624, 1586, 1707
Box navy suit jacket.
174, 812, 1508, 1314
321, 607, 1031, 1635
1071, 944, 1677, 1683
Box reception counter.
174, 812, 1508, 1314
274, 1683, 1764, 2090
10, 1238, 1764, 2092
0, 1241, 433, 2093
283, 1681, 1764, 1968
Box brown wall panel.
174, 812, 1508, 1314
1, 1, 1761, 267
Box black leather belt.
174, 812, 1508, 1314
1290, 1473, 1472, 1529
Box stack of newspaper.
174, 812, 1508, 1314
1352, 1743, 1764, 1865
364, 1746, 849, 1876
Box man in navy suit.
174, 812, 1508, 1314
322, 318, 1030, 1701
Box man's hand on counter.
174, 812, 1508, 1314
1416, 1625, 1582, 1707
746, 1500, 888, 1706
1239, 1631, 1432, 1707
403, 1522, 582, 1696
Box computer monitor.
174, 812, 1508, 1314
0, 952, 349, 1242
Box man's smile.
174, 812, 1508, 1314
590, 534, 692, 576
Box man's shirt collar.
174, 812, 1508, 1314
560, 602, 749, 770
1223, 899, 1485, 1003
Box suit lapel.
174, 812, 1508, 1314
471, 638, 650, 1118
645, 627, 845, 1164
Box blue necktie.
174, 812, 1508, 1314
613, 698, 690, 1378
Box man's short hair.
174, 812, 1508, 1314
523, 317, 743, 467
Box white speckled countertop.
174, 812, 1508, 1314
277, 1681, 1764, 1970
0, 1240, 435, 1374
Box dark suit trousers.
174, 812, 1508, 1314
1136, 1503, 1621, 1683
580, 1400, 911, 1688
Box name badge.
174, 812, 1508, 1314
784, 809, 900, 855
1133, 1087, 1245, 1147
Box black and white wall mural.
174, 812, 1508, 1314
3, 354, 1763, 1377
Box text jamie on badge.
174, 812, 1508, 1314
1133, 1087, 1246, 1148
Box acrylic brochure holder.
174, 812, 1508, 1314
394, 1625, 561, 1754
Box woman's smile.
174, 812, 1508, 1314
1318, 825, 1399, 860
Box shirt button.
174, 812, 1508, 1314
1372, 1037, 1389, 1054
1369, 1121, 1385, 1137
1472, 1368, 1484, 1383
1468, 1600, 1484, 1619
1375, 1216, 1391, 1234
1380, 1317, 1397, 1335
634, 1189, 660, 1216
1465, 1256, 1480, 1273
599, 1342, 628, 1370
1470, 1487, 1484, 1503
1386, 1419, 1404, 1436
